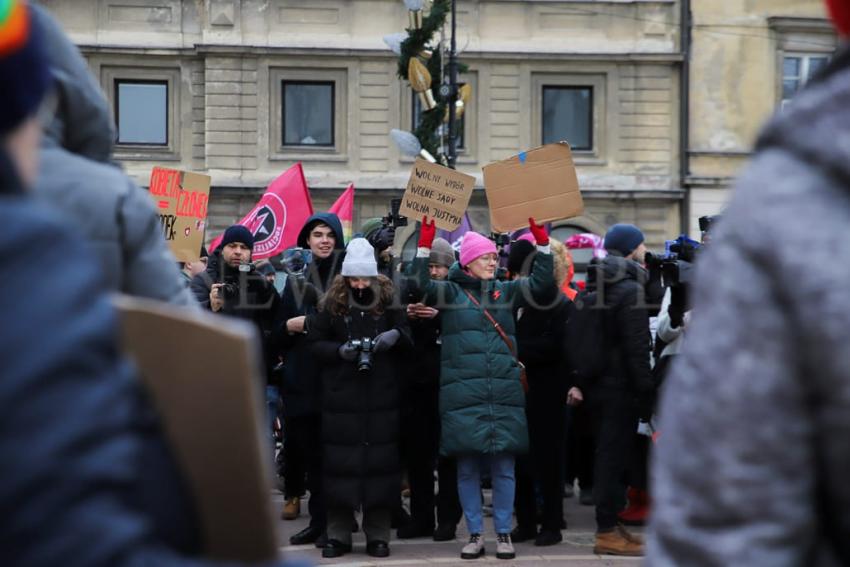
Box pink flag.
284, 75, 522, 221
209, 163, 314, 260
328, 184, 354, 244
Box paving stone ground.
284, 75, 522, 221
273, 486, 644, 567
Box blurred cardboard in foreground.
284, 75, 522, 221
483, 142, 583, 233
114, 295, 278, 563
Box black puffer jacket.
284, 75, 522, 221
308, 292, 412, 509
588, 255, 654, 395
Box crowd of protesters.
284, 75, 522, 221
6, 0, 850, 565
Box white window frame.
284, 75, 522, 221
780, 53, 829, 109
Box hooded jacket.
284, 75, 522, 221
647, 45, 850, 567
29, 5, 194, 307
413, 252, 557, 456
279, 212, 346, 417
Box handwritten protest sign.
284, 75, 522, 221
399, 159, 475, 231
149, 167, 212, 263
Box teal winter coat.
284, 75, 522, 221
413, 249, 556, 456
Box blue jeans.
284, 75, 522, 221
265, 385, 280, 444
456, 453, 515, 535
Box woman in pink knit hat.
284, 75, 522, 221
412, 217, 557, 561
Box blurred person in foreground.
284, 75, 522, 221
0, 3, 290, 565
647, 1, 850, 564
29, 3, 195, 306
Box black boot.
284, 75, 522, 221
289, 525, 322, 545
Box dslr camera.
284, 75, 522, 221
349, 337, 374, 373
221, 263, 256, 299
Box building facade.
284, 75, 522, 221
686, 0, 836, 235
46, 0, 690, 256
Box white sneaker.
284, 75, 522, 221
461, 533, 485, 559
496, 533, 515, 560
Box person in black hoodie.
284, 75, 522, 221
279, 212, 345, 546
509, 238, 575, 547
308, 238, 412, 559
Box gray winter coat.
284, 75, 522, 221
30, 5, 194, 307
647, 48, 850, 566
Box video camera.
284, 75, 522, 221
349, 337, 374, 373
645, 236, 701, 288
383, 197, 408, 230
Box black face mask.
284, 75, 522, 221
349, 285, 377, 311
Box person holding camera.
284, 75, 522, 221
413, 217, 557, 561
307, 237, 412, 560
190, 224, 281, 382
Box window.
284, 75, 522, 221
542, 86, 592, 150
782, 54, 828, 107
100, 66, 181, 160
269, 68, 348, 160
412, 87, 465, 150
114, 80, 168, 146
282, 81, 334, 147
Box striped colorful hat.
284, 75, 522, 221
0, 0, 50, 134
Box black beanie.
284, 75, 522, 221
220, 225, 254, 250
507, 239, 536, 277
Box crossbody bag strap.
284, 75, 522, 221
463, 289, 520, 361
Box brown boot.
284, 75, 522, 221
281, 496, 300, 520
593, 529, 644, 556
616, 524, 644, 545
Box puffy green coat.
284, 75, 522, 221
413, 250, 556, 456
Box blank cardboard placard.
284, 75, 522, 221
115, 296, 278, 563
398, 159, 476, 231
149, 167, 211, 263
482, 142, 584, 233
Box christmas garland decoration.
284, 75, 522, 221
393, 0, 467, 163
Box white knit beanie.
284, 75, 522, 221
341, 237, 378, 277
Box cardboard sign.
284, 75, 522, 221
482, 142, 584, 233
114, 296, 278, 563
399, 159, 475, 231
149, 167, 212, 263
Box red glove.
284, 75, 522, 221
418, 216, 436, 248
528, 217, 549, 246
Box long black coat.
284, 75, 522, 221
308, 303, 411, 509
